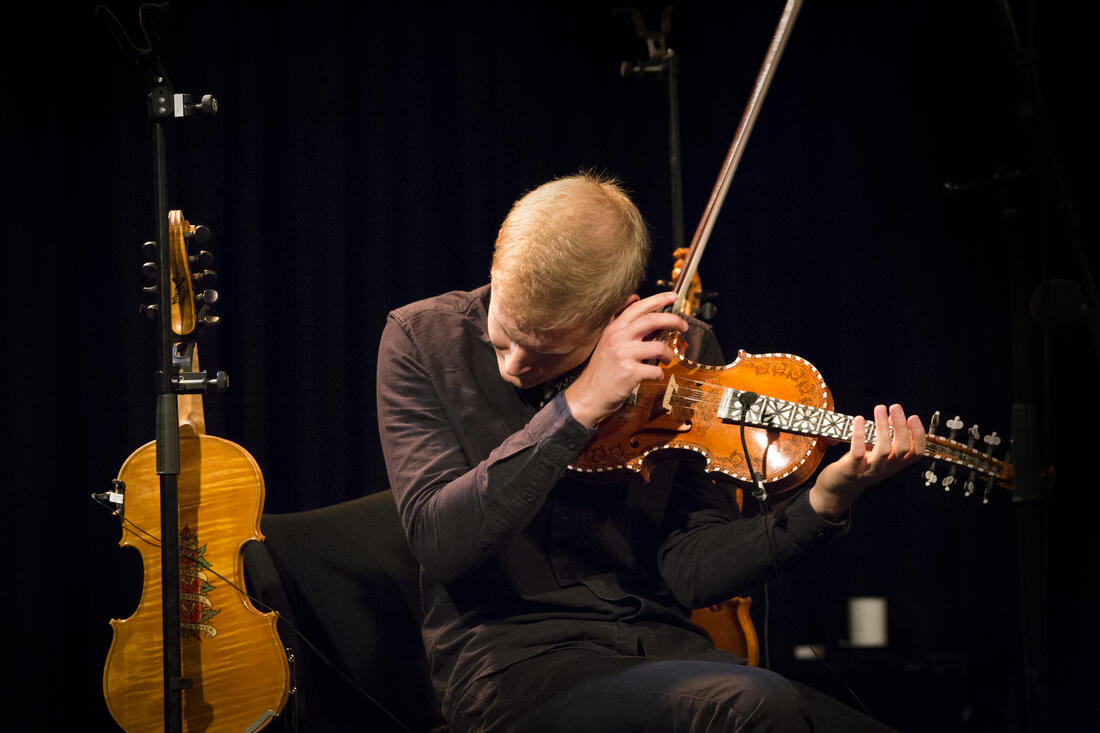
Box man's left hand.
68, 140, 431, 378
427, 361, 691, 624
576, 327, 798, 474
809, 403, 926, 520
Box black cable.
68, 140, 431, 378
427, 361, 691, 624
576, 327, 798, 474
734, 394, 872, 718
91, 493, 415, 733
735, 391, 773, 670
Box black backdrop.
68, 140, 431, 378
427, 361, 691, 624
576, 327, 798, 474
4, 1, 1098, 731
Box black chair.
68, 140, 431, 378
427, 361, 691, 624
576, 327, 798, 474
243, 489, 758, 732
244, 490, 447, 733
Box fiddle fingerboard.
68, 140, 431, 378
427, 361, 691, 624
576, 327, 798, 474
718, 388, 869, 442
714, 388, 1008, 482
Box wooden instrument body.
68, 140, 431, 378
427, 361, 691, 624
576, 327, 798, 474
691, 597, 759, 666
103, 427, 290, 731
569, 338, 833, 494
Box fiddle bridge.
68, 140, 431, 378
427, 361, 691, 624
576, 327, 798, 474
625, 374, 692, 448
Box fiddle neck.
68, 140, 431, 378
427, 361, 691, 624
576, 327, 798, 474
176, 344, 206, 436
709, 382, 1010, 491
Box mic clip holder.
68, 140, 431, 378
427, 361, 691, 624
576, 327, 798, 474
149, 85, 219, 120
159, 340, 229, 395
172, 370, 229, 394
734, 391, 769, 503
616, 7, 675, 78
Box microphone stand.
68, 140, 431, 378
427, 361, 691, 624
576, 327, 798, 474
618, 6, 719, 320
947, 1, 1097, 729
618, 7, 686, 250
97, 5, 218, 731
992, 2, 1100, 730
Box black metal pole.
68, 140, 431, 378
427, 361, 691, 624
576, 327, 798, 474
667, 48, 685, 252
987, 2, 1077, 730
97, 7, 218, 730
152, 115, 185, 733
1005, 201, 1049, 733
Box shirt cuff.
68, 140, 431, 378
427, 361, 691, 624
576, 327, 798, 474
524, 392, 596, 459
781, 489, 851, 546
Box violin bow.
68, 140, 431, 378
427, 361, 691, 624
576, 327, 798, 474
672, 0, 804, 316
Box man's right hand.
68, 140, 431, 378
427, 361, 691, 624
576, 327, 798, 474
564, 291, 688, 428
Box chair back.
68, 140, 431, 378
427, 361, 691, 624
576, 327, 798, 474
244, 490, 445, 732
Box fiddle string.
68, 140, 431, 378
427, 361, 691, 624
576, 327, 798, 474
89, 493, 416, 733
632, 380, 1003, 480
633, 382, 883, 446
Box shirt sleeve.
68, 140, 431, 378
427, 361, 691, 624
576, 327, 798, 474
651, 316, 848, 607
376, 313, 593, 582
655, 458, 849, 609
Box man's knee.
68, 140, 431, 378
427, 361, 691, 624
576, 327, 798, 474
705, 666, 812, 732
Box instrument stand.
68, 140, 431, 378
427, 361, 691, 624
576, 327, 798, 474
98, 6, 219, 732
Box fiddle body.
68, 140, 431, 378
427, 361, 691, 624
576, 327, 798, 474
103, 426, 290, 731
569, 335, 1013, 496
569, 335, 832, 493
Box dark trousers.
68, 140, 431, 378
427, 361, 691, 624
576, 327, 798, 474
449, 649, 897, 733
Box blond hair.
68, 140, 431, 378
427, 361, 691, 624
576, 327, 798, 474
490, 173, 650, 333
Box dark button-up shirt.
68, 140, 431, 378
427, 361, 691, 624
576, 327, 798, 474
376, 285, 845, 719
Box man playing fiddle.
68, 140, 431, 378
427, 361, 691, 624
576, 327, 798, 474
376, 173, 925, 732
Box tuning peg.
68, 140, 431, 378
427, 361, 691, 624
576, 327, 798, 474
196, 291, 221, 327
143, 284, 159, 297
964, 470, 977, 497
142, 241, 158, 259
185, 224, 211, 244
978, 432, 1002, 504
980, 476, 995, 504
923, 412, 941, 486
939, 414, 963, 491
945, 415, 964, 442
141, 261, 158, 280
965, 424, 979, 449
962, 424, 980, 495
139, 303, 159, 320
942, 465, 958, 492
191, 269, 217, 286
189, 250, 215, 269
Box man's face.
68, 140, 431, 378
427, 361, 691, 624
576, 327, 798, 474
487, 293, 602, 389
